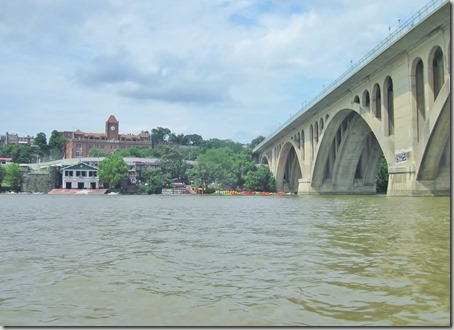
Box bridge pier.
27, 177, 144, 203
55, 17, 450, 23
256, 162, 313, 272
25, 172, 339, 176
297, 178, 313, 194
388, 165, 450, 196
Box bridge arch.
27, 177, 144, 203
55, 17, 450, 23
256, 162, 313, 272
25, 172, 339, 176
259, 154, 270, 165
312, 109, 385, 194
275, 141, 302, 192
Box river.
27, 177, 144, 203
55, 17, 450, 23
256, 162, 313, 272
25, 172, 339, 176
0, 194, 450, 326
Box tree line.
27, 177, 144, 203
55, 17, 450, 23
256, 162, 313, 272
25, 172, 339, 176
99, 136, 275, 194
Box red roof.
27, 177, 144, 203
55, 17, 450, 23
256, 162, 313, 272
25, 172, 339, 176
106, 115, 118, 123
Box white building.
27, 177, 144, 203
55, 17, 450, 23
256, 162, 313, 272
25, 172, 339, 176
62, 162, 99, 189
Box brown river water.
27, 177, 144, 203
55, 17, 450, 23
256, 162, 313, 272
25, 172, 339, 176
0, 194, 450, 326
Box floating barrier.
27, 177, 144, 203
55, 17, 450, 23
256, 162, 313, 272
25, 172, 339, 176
213, 190, 289, 196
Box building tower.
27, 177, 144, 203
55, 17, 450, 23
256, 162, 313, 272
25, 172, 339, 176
106, 115, 119, 140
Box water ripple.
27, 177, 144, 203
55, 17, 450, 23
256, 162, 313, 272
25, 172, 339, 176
0, 194, 450, 326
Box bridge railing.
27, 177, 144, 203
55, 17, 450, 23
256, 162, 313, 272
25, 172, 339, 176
254, 0, 448, 152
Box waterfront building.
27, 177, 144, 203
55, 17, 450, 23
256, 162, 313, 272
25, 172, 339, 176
61, 115, 152, 158
61, 162, 99, 189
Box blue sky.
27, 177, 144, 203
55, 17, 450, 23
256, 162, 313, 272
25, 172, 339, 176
0, 0, 436, 143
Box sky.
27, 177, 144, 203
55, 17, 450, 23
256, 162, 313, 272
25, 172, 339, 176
0, 0, 438, 144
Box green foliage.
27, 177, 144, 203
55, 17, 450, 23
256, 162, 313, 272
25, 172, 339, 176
199, 138, 244, 153
188, 147, 236, 189
375, 155, 389, 194
98, 154, 129, 189
158, 146, 187, 180
114, 145, 162, 158
0, 144, 36, 163
169, 133, 189, 145
141, 169, 171, 194
233, 148, 257, 188
151, 127, 203, 147
184, 134, 203, 146
151, 127, 171, 146
4, 163, 23, 192
35, 132, 48, 150
179, 147, 201, 161
48, 130, 68, 157
89, 148, 108, 157
243, 165, 276, 192
250, 136, 265, 149
0, 165, 5, 189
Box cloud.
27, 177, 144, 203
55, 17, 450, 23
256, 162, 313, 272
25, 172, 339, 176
0, 0, 434, 143
76, 49, 233, 104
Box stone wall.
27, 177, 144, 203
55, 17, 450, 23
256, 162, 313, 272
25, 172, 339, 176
21, 167, 59, 193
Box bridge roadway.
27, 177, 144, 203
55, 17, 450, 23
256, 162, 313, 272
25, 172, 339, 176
253, 0, 450, 196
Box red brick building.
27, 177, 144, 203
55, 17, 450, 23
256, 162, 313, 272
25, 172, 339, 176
62, 115, 152, 158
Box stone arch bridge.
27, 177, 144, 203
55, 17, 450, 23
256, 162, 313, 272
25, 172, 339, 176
253, 0, 450, 196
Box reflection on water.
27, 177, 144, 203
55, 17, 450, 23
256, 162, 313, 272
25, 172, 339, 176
0, 194, 450, 326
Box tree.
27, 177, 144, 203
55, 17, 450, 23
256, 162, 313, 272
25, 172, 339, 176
48, 130, 68, 158
169, 133, 189, 145
0, 165, 5, 190
189, 147, 236, 189
141, 169, 171, 194
250, 136, 265, 149
233, 148, 256, 188
98, 154, 129, 190
159, 146, 186, 180
35, 132, 49, 156
4, 163, 23, 192
0, 144, 35, 163
376, 155, 388, 194
114, 146, 145, 157
151, 127, 171, 147
200, 138, 244, 154
89, 148, 108, 157
243, 165, 276, 192
185, 134, 203, 146
35, 132, 47, 148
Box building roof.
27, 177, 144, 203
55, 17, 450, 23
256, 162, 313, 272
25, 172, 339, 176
106, 115, 118, 124
62, 162, 99, 171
